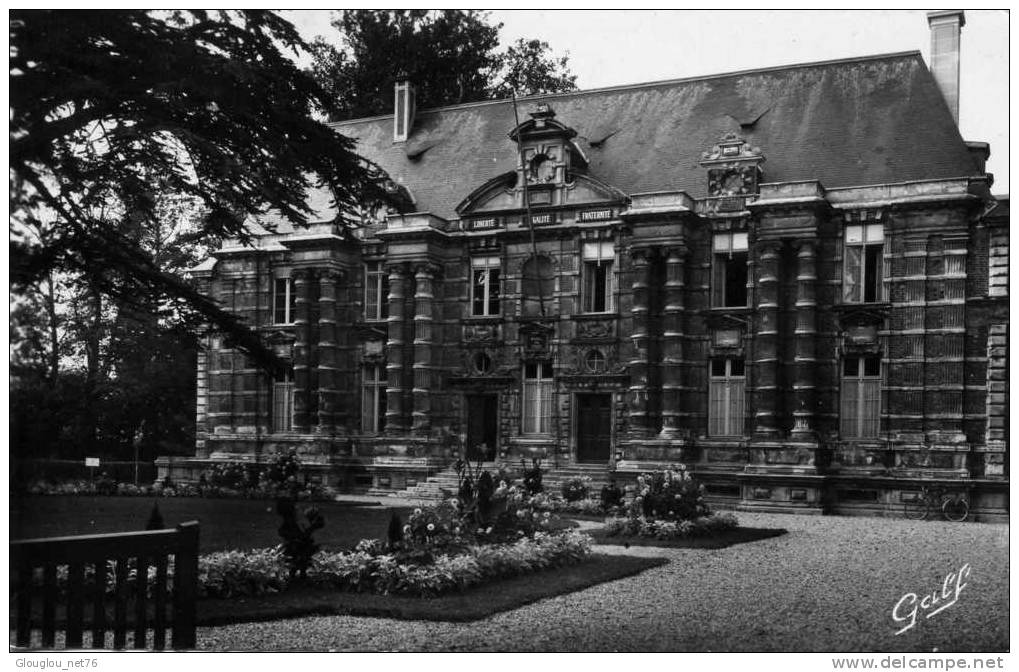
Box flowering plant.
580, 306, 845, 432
604, 512, 738, 539
260, 450, 302, 495
630, 464, 710, 522
560, 476, 590, 502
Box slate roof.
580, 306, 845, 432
267, 51, 981, 228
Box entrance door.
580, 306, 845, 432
466, 394, 498, 461
577, 394, 612, 463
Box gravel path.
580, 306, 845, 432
197, 512, 1008, 652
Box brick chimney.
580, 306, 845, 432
927, 10, 965, 125
393, 76, 416, 143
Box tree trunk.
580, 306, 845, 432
83, 285, 103, 455
44, 272, 59, 388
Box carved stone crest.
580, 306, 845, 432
463, 322, 500, 343
520, 321, 554, 359
576, 320, 613, 339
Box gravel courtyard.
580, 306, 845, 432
197, 512, 1008, 652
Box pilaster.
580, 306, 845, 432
627, 248, 654, 437
291, 269, 313, 433
753, 241, 783, 437
316, 270, 343, 434
791, 240, 818, 440
412, 263, 439, 434
384, 263, 409, 435
659, 248, 686, 437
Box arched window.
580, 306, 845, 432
521, 256, 554, 317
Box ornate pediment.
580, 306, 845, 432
834, 304, 889, 328
457, 172, 624, 217
355, 324, 388, 341
457, 104, 623, 219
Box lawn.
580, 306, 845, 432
9, 495, 409, 553
197, 554, 669, 624
588, 526, 787, 548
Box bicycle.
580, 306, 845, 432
903, 485, 969, 522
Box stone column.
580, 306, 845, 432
291, 269, 313, 433
316, 270, 342, 434
659, 248, 686, 437
411, 263, 437, 435
628, 248, 653, 437
753, 241, 782, 437
791, 241, 817, 440
384, 264, 409, 435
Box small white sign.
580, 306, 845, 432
85, 457, 100, 468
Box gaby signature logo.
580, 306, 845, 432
892, 563, 970, 635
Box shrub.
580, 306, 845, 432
145, 501, 164, 530
276, 498, 325, 579
602, 465, 738, 539
631, 464, 710, 522
386, 511, 404, 550
403, 502, 470, 555
199, 548, 288, 598
260, 450, 301, 495
521, 458, 544, 494
560, 476, 590, 502
600, 482, 624, 510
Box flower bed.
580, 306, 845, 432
35, 531, 593, 600
308, 530, 592, 597
602, 464, 741, 539
603, 512, 739, 539
22, 451, 338, 501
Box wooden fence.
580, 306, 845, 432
10, 521, 199, 650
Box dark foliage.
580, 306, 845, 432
386, 511, 404, 551
521, 458, 544, 495
145, 501, 165, 530
561, 477, 589, 502
600, 482, 624, 510
309, 10, 577, 120
276, 498, 325, 579
10, 10, 392, 369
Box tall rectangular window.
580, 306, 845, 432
708, 358, 746, 437
522, 361, 554, 435
843, 224, 884, 303
582, 241, 614, 313
364, 262, 389, 322
841, 356, 881, 439
273, 277, 296, 324
362, 364, 387, 434
471, 256, 501, 316
272, 370, 294, 433
712, 232, 749, 307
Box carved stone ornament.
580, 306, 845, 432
707, 166, 758, 197
463, 322, 500, 343
700, 132, 763, 163
561, 345, 625, 375
461, 348, 510, 376
576, 320, 613, 339
361, 339, 386, 364
520, 321, 554, 359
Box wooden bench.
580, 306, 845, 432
10, 521, 199, 650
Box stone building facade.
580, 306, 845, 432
160, 16, 1008, 519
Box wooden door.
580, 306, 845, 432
466, 394, 498, 461
577, 394, 612, 463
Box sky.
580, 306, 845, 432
281, 9, 1009, 194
